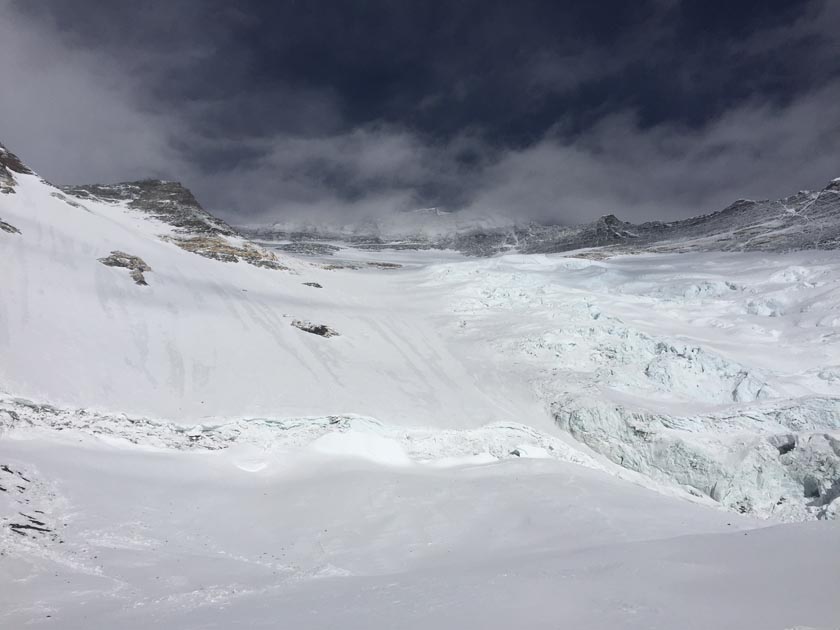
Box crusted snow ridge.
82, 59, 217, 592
0, 396, 602, 471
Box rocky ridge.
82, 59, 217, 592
61, 180, 235, 236
98, 251, 152, 285
0, 143, 33, 195
56, 179, 287, 270
245, 178, 840, 257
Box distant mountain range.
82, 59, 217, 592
245, 179, 840, 257
4, 139, 839, 258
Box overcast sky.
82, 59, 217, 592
1, 0, 839, 225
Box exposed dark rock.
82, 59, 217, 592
1, 464, 29, 482
291, 320, 339, 337
56, 179, 292, 270
58, 177, 289, 269
19, 513, 47, 527
164, 235, 289, 270
272, 242, 341, 256
0, 142, 287, 269
366, 261, 403, 269
50, 192, 90, 211
9, 522, 52, 536
250, 259, 289, 270
0, 143, 33, 194
98, 251, 152, 286
0, 144, 32, 175
322, 263, 362, 270
1, 172, 16, 194
0, 218, 20, 234
303, 282, 323, 288
61, 179, 236, 236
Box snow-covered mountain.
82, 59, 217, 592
0, 143, 501, 424
246, 177, 840, 256
2, 141, 840, 628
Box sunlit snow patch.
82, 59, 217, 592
310, 430, 412, 466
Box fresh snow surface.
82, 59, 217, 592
2, 169, 840, 628
3, 434, 839, 630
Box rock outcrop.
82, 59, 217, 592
98, 251, 152, 286
0, 218, 20, 234
0, 143, 33, 194
61, 179, 288, 270
61, 180, 236, 236
291, 320, 339, 337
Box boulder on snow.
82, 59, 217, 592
98, 251, 152, 286
0, 218, 20, 234
291, 320, 339, 337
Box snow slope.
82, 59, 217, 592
0, 167, 538, 427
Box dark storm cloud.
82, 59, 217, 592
1, 0, 839, 225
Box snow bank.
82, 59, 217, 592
0, 396, 603, 473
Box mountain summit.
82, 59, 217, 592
0, 143, 35, 194
61, 180, 237, 237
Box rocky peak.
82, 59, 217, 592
0, 142, 34, 194
60, 179, 288, 270
591, 214, 636, 241
0, 144, 33, 174
61, 179, 236, 237
598, 213, 622, 226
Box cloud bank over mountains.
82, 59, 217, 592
1, 0, 839, 225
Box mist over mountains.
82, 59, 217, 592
3, 1, 840, 226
